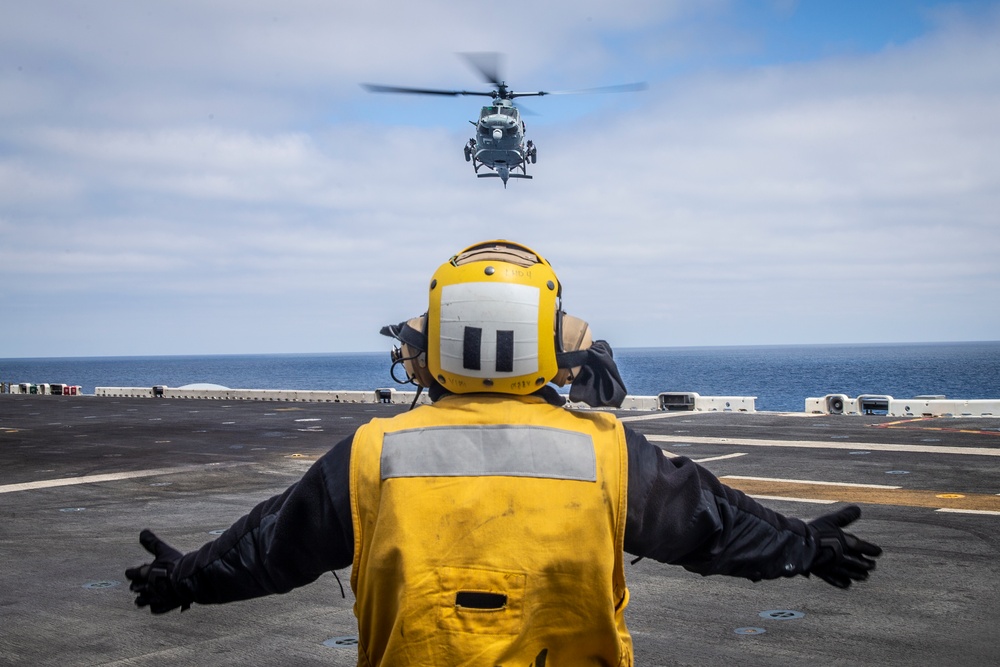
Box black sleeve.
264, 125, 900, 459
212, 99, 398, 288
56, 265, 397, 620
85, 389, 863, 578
622, 425, 816, 581
171, 434, 356, 605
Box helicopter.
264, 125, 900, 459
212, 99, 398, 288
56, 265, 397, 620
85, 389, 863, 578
363, 53, 645, 187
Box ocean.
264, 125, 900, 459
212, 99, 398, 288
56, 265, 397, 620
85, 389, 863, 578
2, 341, 998, 413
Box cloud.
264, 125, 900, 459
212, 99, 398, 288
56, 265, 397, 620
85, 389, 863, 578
1, 1, 998, 356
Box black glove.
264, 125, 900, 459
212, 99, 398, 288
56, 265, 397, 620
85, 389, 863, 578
125, 529, 190, 613
807, 505, 882, 589
567, 340, 628, 408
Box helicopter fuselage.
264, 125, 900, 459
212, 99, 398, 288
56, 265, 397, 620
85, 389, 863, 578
464, 100, 536, 186
363, 53, 641, 188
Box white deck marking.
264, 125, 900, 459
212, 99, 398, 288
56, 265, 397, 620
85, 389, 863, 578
0, 463, 243, 494
619, 412, 692, 422
646, 434, 1000, 457
660, 449, 748, 463
693, 453, 748, 464
721, 475, 901, 489
746, 494, 837, 505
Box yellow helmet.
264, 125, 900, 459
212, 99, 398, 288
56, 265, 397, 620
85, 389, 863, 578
381, 239, 594, 396
427, 240, 563, 395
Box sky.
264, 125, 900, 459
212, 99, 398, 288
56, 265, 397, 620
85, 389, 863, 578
1, 0, 998, 358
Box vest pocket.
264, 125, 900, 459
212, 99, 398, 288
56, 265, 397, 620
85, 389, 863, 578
437, 566, 525, 635
456, 591, 508, 609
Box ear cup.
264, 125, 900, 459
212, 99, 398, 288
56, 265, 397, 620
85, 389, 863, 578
400, 315, 434, 388
552, 313, 592, 386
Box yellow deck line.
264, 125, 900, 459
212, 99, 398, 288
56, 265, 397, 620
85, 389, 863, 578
720, 476, 1000, 512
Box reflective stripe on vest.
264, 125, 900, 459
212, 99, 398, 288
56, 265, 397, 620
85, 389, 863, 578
381, 425, 596, 481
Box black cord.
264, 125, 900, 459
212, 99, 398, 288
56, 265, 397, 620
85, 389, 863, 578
409, 385, 423, 411
332, 570, 346, 599
389, 358, 412, 385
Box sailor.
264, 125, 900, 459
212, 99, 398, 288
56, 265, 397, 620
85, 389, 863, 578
126, 240, 881, 666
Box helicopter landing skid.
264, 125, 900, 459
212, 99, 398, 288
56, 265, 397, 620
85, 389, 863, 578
477, 173, 532, 179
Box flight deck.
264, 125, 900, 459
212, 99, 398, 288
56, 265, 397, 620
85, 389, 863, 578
2, 394, 999, 666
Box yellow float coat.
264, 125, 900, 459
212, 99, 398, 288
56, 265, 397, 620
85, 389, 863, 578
349, 393, 632, 666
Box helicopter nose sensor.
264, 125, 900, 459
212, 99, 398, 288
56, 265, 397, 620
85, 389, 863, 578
492, 128, 503, 141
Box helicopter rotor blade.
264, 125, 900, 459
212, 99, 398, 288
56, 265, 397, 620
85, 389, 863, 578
459, 51, 504, 87
524, 82, 648, 97
361, 83, 494, 98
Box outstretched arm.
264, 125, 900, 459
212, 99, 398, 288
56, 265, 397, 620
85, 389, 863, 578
622, 425, 879, 586
126, 435, 355, 612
